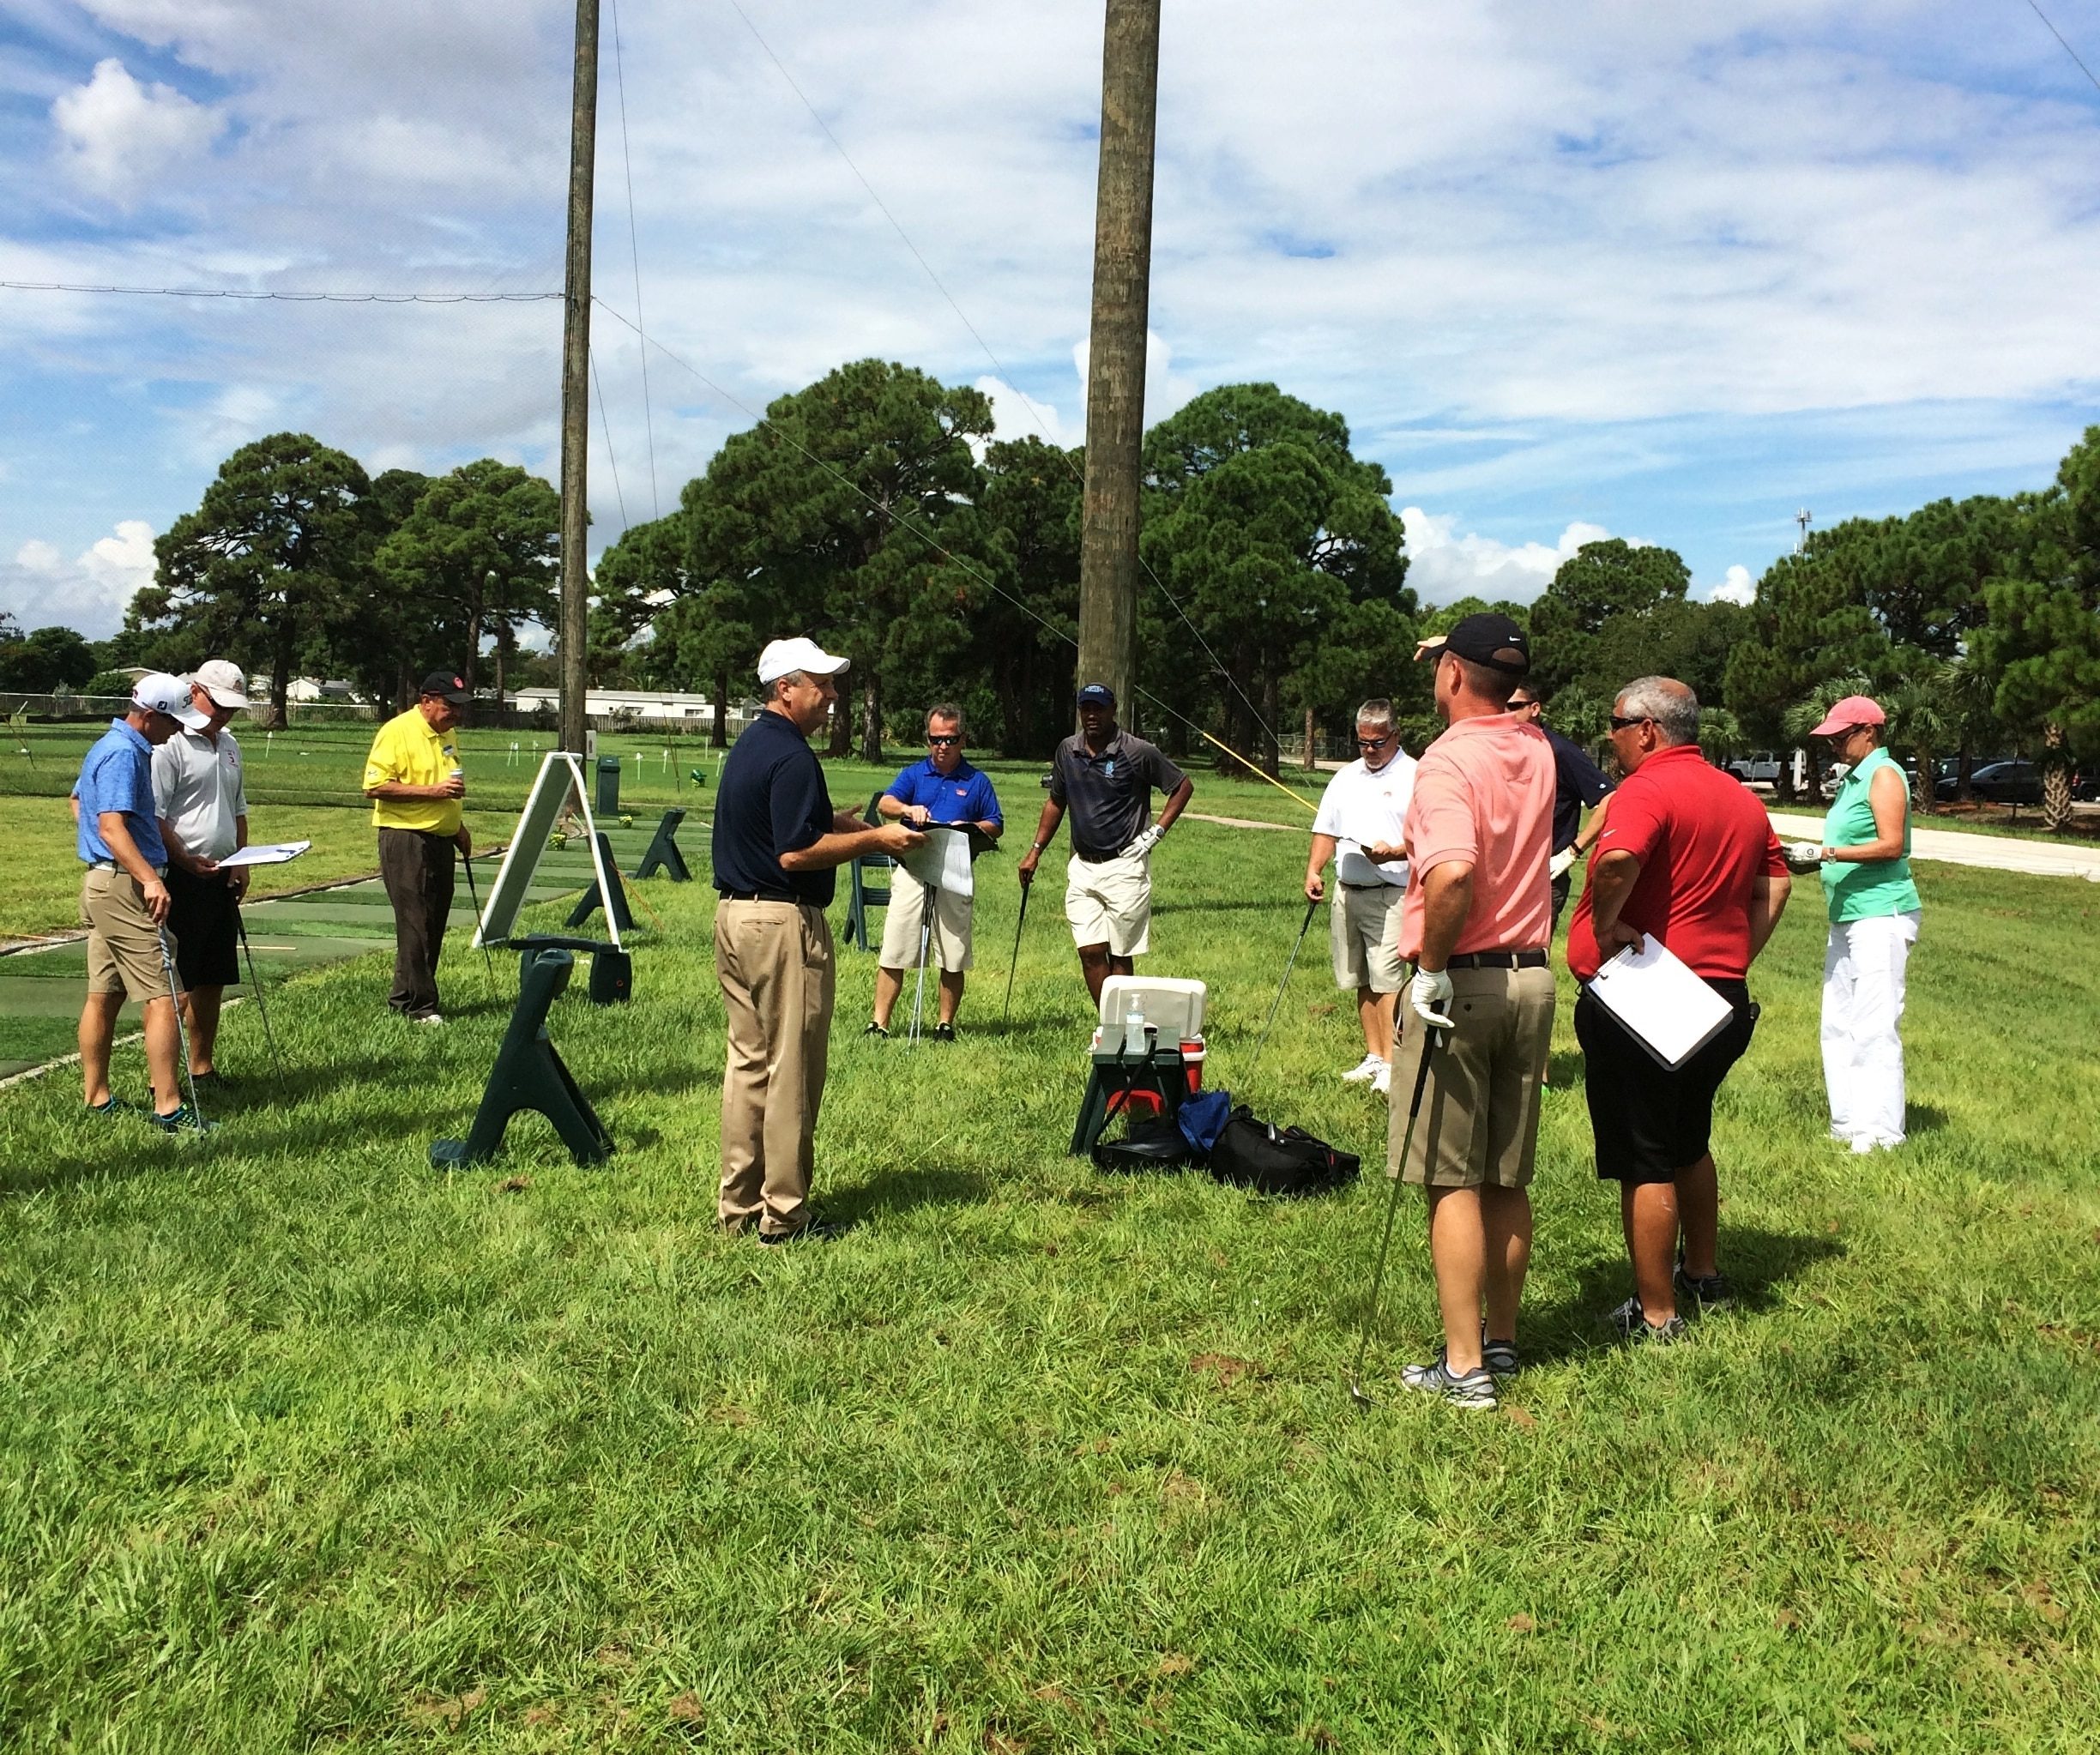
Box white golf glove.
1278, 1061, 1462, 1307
1409, 968, 1455, 1030
1120, 823, 1165, 861
1548, 847, 1578, 880
1787, 840, 1824, 869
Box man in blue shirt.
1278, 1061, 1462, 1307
866, 703, 1004, 1040
74, 673, 210, 1129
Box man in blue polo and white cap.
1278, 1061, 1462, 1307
73, 672, 210, 1130
1017, 682, 1195, 1006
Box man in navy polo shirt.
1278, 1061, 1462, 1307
866, 703, 1003, 1040
74, 672, 210, 1130
711, 636, 923, 1243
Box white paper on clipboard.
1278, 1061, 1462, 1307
1588, 934, 1734, 1069
898, 823, 975, 898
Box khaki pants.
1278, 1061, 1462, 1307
81, 865, 172, 999
1388, 964, 1554, 1188
715, 899, 836, 1235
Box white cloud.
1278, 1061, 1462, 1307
975, 376, 1073, 450
1704, 564, 1758, 606
1400, 509, 1611, 606
51, 57, 223, 204
1, 521, 157, 638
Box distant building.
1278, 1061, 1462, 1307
508, 686, 759, 731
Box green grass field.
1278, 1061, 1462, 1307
0, 799, 2094, 1751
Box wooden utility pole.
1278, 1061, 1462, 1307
558, 0, 600, 756
1076, 0, 1162, 719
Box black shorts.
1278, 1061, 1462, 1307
165, 864, 241, 990
1573, 979, 1758, 1184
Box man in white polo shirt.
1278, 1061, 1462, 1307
153, 660, 250, 1086
1304, 697, 1415, 1095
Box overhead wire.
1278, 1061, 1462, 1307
717, 0, 1290, 762
590, 294, 1317, 811
588, 346, 631, 534
607, 0, 663, 519
2021, 0, 2100, 93
0, 281, 558, 303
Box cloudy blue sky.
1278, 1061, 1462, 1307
3, 0, 2097, 638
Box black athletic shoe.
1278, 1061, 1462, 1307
149, 1105, 218, 1136
863, 1021, 890, 1039
931, 1022, 957, 1042
757, 1216, 849, 1245
88, 1095, 141, 1117
1674, 1255, 1735, 1315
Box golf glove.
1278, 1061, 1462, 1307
1409, 968, 1455, 1030
1120, 824, 1165, 861
1787, 840, 1824, 868
1548, 847, 1578, 880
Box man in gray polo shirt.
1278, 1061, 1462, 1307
1017, 683, 1194, 1006
153, 660, 250, 1085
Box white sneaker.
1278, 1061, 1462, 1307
1372, 1062, 1391, 1095
413, 1012, 446, 1026
1342, 1053, 1387, 1084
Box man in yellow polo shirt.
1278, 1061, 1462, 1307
364, 671, 471, 1022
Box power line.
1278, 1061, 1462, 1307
721, 0, 1288, 757
0, 280, 558, 304
608, 0, 663, 519
2022, 0, 2100, 93
589, 345, 631, 533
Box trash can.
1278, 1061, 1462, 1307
595, 756, 620, 816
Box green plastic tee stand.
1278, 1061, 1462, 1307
631, 807, 691, 882
566, 829, 637, 931
431, 949, 613, 1168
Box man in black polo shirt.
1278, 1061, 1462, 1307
712, 636, 924, 1243
1017, 683, 1194, 1006
1507, 684, 1614, 934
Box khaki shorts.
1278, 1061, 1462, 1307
1388, 963, 1554, 1189
1065, 853, 1150, 956
1332, 884, 1405, 992
81, 865, 173, 1001
878, 871, 974, 971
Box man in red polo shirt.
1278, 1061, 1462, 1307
1386, 612, 1556, 1412
1568, 676, 1792, 1343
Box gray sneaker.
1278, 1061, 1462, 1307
1607, 1295, 1688, 1345
1481, 1328, 1521, 1377
1673, 1257, 1735, 1315
1399, 1356, 1499, 1409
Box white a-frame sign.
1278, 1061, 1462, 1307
473, 751, 624, 950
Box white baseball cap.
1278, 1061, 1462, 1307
132, 672, 211, 730
191, 659, 249, 710
757, 636, 850, 686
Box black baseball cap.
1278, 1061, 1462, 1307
1439, 612, 1530, 677
419, 670, 472, 704
1077, 683, 1116, 709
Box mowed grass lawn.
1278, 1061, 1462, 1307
0, 799, 2095, 1752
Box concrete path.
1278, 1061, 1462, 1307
1767, 812, 2100, 883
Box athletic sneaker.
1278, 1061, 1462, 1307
1341, 1053, 1387, 1084
1606, 1295, 1688, 1345
1371, 1063, 1391, 1096
1481, 1329, 1521, 1377
864, 1021, 890, 1039
149, 1105, 217, 1136
87, 1095, 140, 1117
1673, 1257, 1735, 1315
931, 1022, 957, 1042
1399, 1356, 1499, 1409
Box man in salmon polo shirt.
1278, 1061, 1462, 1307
1566, 677, 1792, 1343
1386, 612, 1556, 1412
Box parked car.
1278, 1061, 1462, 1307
1936, 759, 2043, 805
1727, 751, 1783, 784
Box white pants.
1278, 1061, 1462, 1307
1820, 911, 1920, 1148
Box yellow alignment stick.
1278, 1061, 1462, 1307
1192, 725, 1319, 816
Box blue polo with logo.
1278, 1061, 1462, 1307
884, 755, 1002, 829
75, 717, 167, 868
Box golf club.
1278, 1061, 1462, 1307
154, 926, 207, 1131
907, 902, 933, 1045
1348, 1017, 1448, 1410
457, 844, 495, 980
1245, 894, 1321, 1081
1001, 873, 1032, 1028
232, 906, 281, 1074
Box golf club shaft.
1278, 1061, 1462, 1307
1246, 895, 1321, 1081
156, 926, 204, 1127
909, 904, 932, 1043
233, 908, 281, 1071
458, 846, 495, 977
1001, 879, 1030, 1025
1349, 1020, 1447, 1399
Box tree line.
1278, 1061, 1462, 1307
48, 359, 2098, 827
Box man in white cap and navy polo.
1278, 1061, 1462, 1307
72, 672, 211, 1130
711, 636, 924, 1243
153, 660, 251, 1087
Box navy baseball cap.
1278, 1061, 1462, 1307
1077, 683, 1116, 708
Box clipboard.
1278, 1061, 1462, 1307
898, 822, 981, 898
1587, 934, 1735, 1069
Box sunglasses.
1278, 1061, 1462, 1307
1608, 715, 1650, 732
1355, 732, 1394, 749
927, 734, 960, 747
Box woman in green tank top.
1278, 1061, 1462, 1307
1802, 697, 1922, 1152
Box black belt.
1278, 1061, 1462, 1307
718, 889, 806, 905
1339, 880, 1396, 891
1444, 950, 1548, 970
